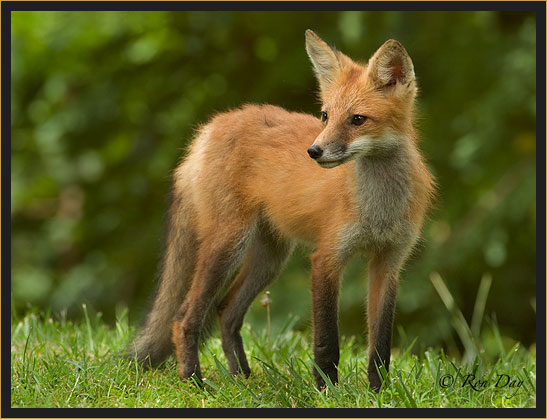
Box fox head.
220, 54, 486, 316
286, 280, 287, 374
305, 30, 417, 167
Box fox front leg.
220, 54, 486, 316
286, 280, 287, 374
366, 250, 404, 391
310, 251, 343, 389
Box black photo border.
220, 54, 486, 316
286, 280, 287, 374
2, 1, 545, 418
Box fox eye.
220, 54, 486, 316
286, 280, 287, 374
351, 114, 367, 126
320, 111, 328, 123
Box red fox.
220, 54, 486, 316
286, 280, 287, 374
129, 30, 434, 391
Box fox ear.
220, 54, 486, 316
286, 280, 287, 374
367, 39, 415, 91
305, 30, 341, 95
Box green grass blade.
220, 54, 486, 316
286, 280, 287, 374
82, 304, 95, 354
471, 273, 492, 338
308, 356, 340, 398
430, 272, 477, 364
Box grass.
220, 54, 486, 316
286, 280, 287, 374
11, 306, 536, 408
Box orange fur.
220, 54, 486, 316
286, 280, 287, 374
133, 31, 434, 390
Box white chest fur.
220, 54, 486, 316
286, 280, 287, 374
336, 146, 416, 259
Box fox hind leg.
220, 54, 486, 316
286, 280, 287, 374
172, 223, 254, 381
218, 221, 292, 377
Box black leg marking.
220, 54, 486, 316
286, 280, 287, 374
368, 282, 397, 392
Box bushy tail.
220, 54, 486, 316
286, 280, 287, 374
127, 186, 197, 367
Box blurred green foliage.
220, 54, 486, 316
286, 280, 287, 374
11, 11, 536, 354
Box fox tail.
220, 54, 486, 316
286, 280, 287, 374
127, 185, 197, 366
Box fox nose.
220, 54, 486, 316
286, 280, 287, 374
307, 145, 323, 159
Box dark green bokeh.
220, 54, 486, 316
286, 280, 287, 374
11, 11, 536, 356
